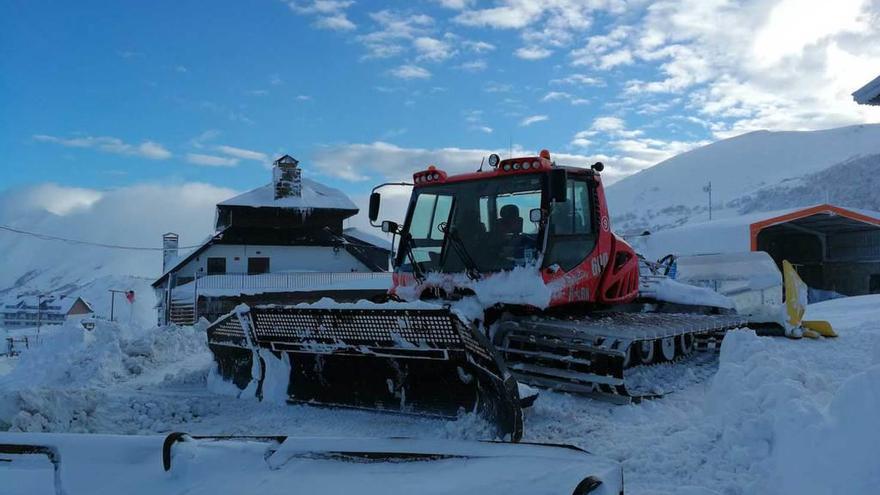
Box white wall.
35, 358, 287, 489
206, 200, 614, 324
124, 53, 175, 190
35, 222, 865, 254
173, 244, 370, 279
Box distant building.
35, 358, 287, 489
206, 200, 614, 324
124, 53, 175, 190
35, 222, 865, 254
635, 204, 880, 296
1, 295, 94, 328
152, 155, 391, 326
853, 74, 880, 106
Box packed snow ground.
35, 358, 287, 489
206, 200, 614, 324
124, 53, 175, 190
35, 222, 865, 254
1, 295, 878, 494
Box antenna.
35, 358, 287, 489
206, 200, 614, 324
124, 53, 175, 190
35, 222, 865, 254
508, 134, 512, 159
478, 156, 485, 172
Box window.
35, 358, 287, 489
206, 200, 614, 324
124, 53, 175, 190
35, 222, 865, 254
545, 177, 596, 271
870, 274, 880, 294
247, 257, 270, 274
206, 257, 226, 275
403, 192, 454, 270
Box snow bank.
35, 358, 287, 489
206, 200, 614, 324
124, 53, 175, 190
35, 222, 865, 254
707, 329, 880, 494
0, 320, 209, 432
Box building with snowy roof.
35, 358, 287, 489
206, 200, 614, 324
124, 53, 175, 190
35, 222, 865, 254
633, 204, 880, 296
152, 155, 391, 325
853, 74, 880, 106
2, 295, 94, 329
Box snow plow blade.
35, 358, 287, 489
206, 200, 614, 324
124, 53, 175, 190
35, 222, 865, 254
206, 305, 524, 441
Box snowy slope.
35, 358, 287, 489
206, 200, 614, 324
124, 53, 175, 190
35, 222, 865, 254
608, 124, 880, 233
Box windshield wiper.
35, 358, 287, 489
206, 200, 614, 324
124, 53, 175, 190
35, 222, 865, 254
400, 232, 426, 283
441, 225, 482, 281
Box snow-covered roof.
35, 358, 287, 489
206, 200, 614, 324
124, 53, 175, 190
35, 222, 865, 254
218, 178, 358, 211
853, 74, 880, 106
343, 227, 392, 250
633, 204, 880, 260
58, 295, 94, 315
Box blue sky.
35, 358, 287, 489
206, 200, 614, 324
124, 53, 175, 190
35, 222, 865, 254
2, 0, 878, 200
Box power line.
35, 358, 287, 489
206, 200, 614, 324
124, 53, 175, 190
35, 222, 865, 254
0, 224, 203, 251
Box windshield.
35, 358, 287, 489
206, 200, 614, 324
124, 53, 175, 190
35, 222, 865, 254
398, 174, 544, 274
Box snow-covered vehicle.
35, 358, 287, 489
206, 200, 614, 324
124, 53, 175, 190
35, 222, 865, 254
206, 150, 745, 439
0, 432, 624, 495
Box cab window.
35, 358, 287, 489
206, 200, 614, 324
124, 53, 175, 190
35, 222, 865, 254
545, 177, 596, 271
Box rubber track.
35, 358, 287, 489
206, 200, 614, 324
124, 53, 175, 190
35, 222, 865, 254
493, 312, 745, 403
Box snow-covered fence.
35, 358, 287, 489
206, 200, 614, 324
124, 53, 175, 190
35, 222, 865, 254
4, 336, 31, 356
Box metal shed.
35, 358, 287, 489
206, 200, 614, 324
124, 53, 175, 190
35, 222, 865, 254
749, 205, 880, 295
636, 204, 880, 296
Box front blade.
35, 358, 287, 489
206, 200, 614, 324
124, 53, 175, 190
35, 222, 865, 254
206, 305, 523, 441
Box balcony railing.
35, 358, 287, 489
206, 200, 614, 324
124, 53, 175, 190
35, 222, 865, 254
183, 271, 392, 291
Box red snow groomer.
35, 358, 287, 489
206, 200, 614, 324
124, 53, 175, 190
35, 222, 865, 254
207, 150, 743, 441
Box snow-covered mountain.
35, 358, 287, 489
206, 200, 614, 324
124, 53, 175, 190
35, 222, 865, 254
607, 124, 880, 233
0, 183, 233, 324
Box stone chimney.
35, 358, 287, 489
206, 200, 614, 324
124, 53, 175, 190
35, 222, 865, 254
273, 155, 302, 200
162, 232, 179, 271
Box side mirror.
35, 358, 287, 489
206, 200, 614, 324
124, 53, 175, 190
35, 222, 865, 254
381, 220, 399, 233
591, 161, 604, 172
368, 192, 381, 222
529, 208, 544, 223
549, 168, 568, 203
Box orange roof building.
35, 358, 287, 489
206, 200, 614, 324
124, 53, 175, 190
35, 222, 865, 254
636, 204, 880, 296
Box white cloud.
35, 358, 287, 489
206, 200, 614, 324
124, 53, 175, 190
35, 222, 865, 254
288, 1, 356, 31
549, 73, 603, 86
515, 46, 553, 60
542, 91, 571, 102
186, 153, 239, 167
314, 13, 356, 30
358, 10, 434, 59
434, 0, 473, 9
310, 141, 598, 183
571, 25, 631, 67
483, 81, 512, 93
390, 64, 431, 80
597, 48, 633, 69
414, 36, 456, 62
2, 183, 104, 216
520, 114, 549, 126
567, 116, 709, 179
296, 94, 312, 101
462, 40, 495, 53
33, 134, 172, 160
591, 116, 626, 133
215, 145, 268, 162
581, 0, 880, 135
570, 130, 593, 149
458, 59, 487, 71
454, 3, 541, 29
454, 1, 604, 63
541, 91, 589, 106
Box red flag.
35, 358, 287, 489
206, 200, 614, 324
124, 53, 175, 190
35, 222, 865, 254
125, 290, 135, 303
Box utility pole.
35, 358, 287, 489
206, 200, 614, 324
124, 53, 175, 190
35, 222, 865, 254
703, 181, 713, 221
108, 289, 134, 322
36, 293, 42, 335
